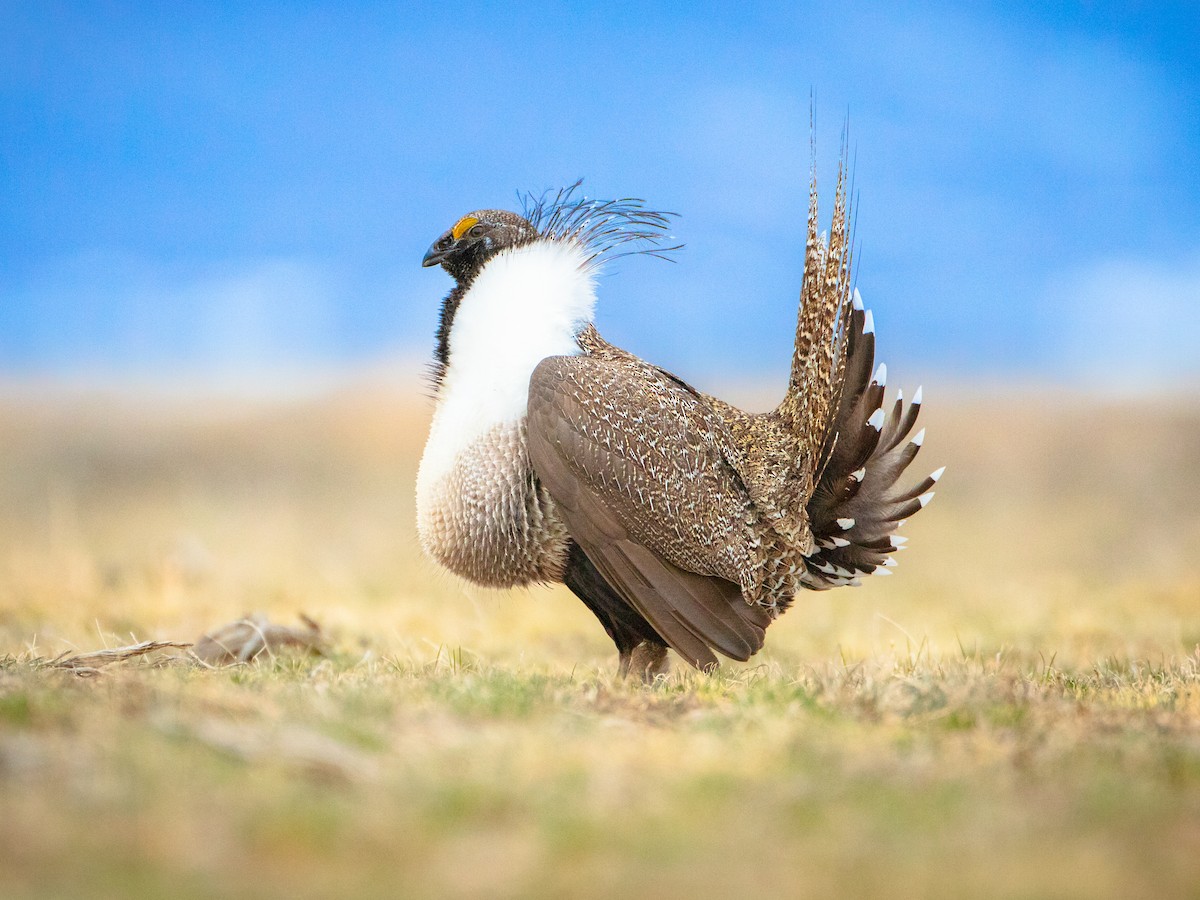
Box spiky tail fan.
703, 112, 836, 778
779, 156, 941, 589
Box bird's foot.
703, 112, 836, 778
618, 641, 670, 684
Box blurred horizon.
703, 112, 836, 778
3, 2, 1199, 392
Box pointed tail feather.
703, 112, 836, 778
777, 150, 855, 462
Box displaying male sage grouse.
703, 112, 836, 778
416, 163, 941, 680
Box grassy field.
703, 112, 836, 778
1, 378, 1199, 898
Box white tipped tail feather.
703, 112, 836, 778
797, 286, 938, 591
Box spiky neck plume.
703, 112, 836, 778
520, 181, 681, 268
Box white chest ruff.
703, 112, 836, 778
416, 241, 595, 585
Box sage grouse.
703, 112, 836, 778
416, 166, 940, 680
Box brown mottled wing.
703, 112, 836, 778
526, 354, 770, 668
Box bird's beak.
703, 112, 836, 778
422, 230, 453, 268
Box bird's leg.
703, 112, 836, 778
621, 641, 669, 684
617, 648, 633, 680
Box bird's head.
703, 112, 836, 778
421, 209, 538, 282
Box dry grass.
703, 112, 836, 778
1, 379, 1199, 899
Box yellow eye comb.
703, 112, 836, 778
451, 216, 480, 240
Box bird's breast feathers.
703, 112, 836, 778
420, 240, 596, 480
416, 239, 595, 578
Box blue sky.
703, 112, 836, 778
2, 2, 1198, 390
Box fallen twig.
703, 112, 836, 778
47, 640, 193, 674
191, 613, 325, 665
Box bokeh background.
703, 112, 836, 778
4, 1, 1199, 392
5, 7, 1200, 899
